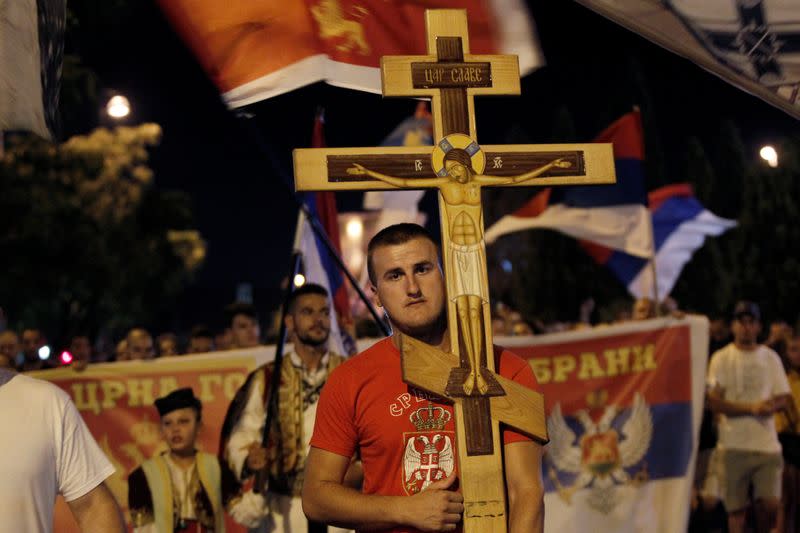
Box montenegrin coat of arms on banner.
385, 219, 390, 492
403, 404, 456, 495
546, 391, 653, 514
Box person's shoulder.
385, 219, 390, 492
241, 361, 274, 390
759, 344, 781, 358
339, 338, 396, 369
710, 342, 735, 362
494, 344, 528, 368
196, 451, 221, 469
759, 345, 785, 365
327, 338, 396, 382
493, 345, 535, 380
8, 373, 71, 403
249, 360, 275, 375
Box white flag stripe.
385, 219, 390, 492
485, 204, 654, 258
298, 218, 348, 356
629, 209, 736, 298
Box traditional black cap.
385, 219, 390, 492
154, 387, 202, 417
733, 300, 761, 321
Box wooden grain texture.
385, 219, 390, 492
400, 334, 548, 442
293, 143, 614, 192
293, 146, 432, 191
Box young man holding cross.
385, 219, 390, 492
302, 223, 543, 532
348, 140, 569, 396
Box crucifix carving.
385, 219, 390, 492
293, 9, 616, 532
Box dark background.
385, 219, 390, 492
62, 0, 799, 333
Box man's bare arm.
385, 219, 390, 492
302, 447, 463, 532
67, 482, 125, 533
707, 387, 785, 417
505, 441, 544, 533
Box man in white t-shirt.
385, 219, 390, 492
0, 368, 124, 532
707, 301, 792, 533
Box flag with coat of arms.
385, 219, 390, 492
499, 315, 709, 532
155, 0, 544, 109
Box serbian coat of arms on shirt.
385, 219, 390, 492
402, 403, 456, 495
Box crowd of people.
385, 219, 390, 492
0, 301, 266, 373
2, 225, 800, 532
0, 287, 683, 375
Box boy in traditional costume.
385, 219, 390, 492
128, 388, 225, 532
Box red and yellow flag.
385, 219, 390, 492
156, 0, 543, 107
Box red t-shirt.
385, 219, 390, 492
310, 337, 539, 533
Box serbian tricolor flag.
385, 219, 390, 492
485, 110, 736, 298
155, 0, 543, 108
594, 184, 736, 298
296, 110, 356, 355
500, 316, 709, 532
485, 110, 653, 258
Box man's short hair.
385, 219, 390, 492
69, 332, 91, 343
224, 302, 258, 328
126, 327, 151, 344
189, 324, 213, 340
367, 223, 438, 284
286, 283, 329, 313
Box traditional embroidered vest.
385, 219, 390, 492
262, 352, 345, 495
137, 452, 225, 532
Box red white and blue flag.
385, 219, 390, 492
591, 183, 736, 298
499, 315, 709, 532
485, 110, 652, 258
485, 110, 736, 298
296, 111, 356, 355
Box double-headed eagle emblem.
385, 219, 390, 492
403, 404, 456, 494
546, 392, 653, 513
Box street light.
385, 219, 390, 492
759, 145, 778, 168
106, 95, 131, 119
346, 218, 364, 239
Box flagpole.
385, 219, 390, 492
644, 200, 661, 315
633, 105, 661, 313
254, 246, 302, 493
236, 116, 390, 337
299, 203, 390, 335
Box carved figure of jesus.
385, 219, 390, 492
348, 147, 571, 395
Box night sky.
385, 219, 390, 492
71, 1, 798, 330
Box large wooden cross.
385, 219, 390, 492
294, 9, 615, 532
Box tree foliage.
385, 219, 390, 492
0, 125, 205, 342
675, 126, 800, 323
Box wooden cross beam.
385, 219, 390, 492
293, 9, 616, 532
